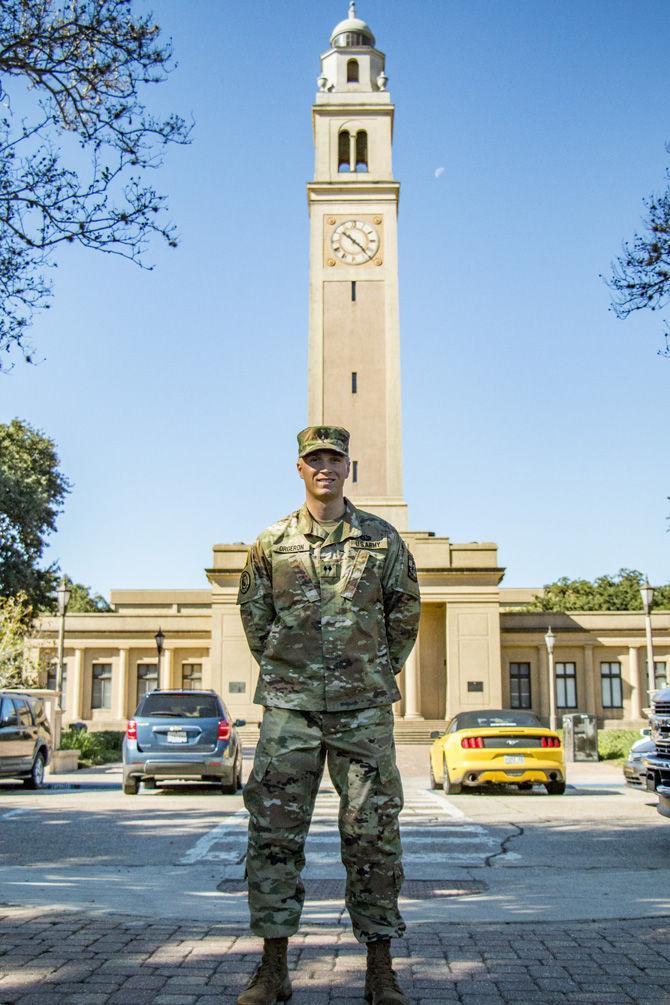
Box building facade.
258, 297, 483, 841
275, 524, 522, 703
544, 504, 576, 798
31, 6, 668, 734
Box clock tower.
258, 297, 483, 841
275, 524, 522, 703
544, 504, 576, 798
307, 2, 408, 530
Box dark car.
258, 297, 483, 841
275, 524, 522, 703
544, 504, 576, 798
0, 692, 52, 788
646, 686, 670, 819
122, 689, 245, 795
624, 734, 654, 786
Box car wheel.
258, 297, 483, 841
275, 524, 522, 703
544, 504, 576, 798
442, 757, 462, 795
518, 782, 533, 791
429, 759, 440, 790
545, 780, 566, 795
143, 778, 157, 790
23, 752, 45, 790
220, 776, 237, 795
123, 777, 140, 795
236, 761, 243, 791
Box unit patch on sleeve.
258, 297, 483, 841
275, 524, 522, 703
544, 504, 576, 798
407, 552, 418, 582
239, 569, 251, 595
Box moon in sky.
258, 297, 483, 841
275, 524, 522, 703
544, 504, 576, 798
434, 166, 445, 178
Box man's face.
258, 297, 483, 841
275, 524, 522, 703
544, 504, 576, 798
297, 450, 350, 503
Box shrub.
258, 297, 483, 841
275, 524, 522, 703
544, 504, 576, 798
59, 729, 124, 767
598, 729, 642, 761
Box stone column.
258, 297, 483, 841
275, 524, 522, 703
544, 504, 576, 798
628, 646, 641, 721
70, 649, 84, 721
116, 649, 129, 721
583, 644, 596, 715
161, 649, 173, 690
403, 637, 423, 720
537, 645, 549, 722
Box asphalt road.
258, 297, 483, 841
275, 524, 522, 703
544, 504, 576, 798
1, 746, 668, 926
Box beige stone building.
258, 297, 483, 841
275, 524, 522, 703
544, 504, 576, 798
32, 5, 668, 735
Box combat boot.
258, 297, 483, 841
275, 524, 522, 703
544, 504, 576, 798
236, 937, 292, 1004
364, 939, 408, 1005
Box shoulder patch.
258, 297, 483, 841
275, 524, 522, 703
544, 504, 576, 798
239, 569, 251, 595
407, 552, 418, 582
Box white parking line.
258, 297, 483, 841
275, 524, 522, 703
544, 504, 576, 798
178, 808, 248, 865
1, 808, 33, 820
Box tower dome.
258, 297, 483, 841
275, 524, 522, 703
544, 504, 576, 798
330, 1, 375, 48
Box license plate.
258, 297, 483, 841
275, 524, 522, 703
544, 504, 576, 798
166, 731, 188, 744
504, 754, 525, 764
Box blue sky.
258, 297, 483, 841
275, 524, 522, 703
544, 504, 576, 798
2, 0, 669, 594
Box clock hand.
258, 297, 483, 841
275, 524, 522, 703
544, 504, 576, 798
345, 232, 366, 253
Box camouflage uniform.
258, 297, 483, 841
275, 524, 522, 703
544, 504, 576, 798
237, 431, 420, 943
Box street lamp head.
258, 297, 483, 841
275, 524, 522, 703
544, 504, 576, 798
544, 626, 555, 654
56, 577, 71, 616
640, 580, 654, 615
154, 627, 165, 655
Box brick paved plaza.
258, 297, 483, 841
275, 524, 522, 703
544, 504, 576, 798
1, 904, 670, 1004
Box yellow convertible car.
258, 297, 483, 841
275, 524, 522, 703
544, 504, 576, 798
429, 709, 566, 795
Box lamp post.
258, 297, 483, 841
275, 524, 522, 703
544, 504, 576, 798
154, 627, 165, 690
544, 626, 557, 731
55, 577, 71, 751
640, 580, 655, 704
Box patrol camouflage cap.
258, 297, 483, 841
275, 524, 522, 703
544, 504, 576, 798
297, 425, 350, 458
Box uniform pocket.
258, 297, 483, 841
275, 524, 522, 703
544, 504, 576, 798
340, 549, 370, 600
251, 752, 271, 783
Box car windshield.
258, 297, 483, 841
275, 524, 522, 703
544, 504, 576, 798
139, 694, 220, 718
455, 710, 542, 730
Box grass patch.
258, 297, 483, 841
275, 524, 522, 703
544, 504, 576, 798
59, 729, 124, 768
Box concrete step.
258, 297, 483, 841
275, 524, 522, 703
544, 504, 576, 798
237, 719, 448, 747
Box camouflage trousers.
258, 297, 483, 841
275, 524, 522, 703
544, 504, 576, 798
243, 704, 405, 943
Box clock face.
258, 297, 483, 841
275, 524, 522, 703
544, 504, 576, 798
330, 219, 380, 265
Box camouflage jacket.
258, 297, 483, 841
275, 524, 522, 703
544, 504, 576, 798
237, 500, 421, 712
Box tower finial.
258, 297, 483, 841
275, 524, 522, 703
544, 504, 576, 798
348, 1, 356, 18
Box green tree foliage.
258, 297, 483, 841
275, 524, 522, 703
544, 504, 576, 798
0, 591, 39, 688
607, 149, 670, 357
530, 569, 670, 612
0, 0, 191, 368
60, 575, 111, 613
0, 418, 70, 607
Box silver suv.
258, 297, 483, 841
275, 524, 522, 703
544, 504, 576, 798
122, 689, 245, 795
0, 692, 52, 788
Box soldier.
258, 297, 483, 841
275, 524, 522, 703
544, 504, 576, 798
236, 426, 420, 1005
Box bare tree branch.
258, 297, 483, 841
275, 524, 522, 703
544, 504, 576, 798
0, 0, 192, 367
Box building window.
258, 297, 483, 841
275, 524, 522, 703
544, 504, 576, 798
137, 663, 158, 703
347, 58, 359, 82
229, 681, 246, 694
92, 663, 112, 710
351, 371, 357, 393
654, 661, 668, 689
352, 460, 358, 483
182, 662, 203, 690
355, 130, 368, 171
556, 662, 577, 709
351, 280, 356, 302
46, 661, 67, 710
601, 662, 623, 709
509, 662, 531, 709
338, 129, 350, 172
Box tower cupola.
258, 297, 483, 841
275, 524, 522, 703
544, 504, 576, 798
317, 2, 387, 95
330, 2, 375, 48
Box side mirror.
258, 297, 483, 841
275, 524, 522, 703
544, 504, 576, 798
234, 719, 246, 728
640, 727, 651, 737
429, 730, 444, 739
